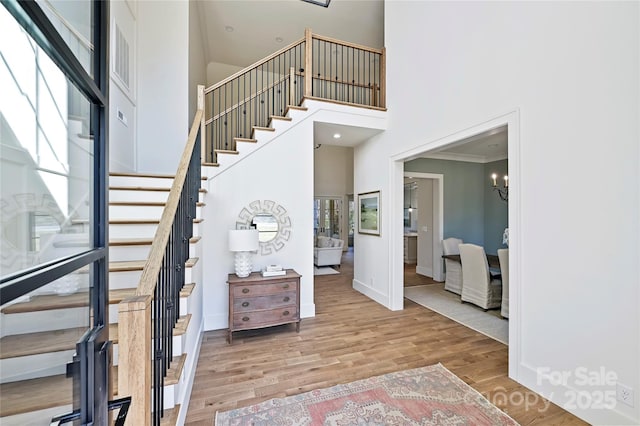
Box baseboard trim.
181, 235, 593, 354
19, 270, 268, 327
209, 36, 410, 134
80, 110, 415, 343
352, 279, 390, 309
204, 313, 227, 331
301, 302, 316, 318
416, 265, 433, 277
176, 321, 204, 426
517, 362, 638, 425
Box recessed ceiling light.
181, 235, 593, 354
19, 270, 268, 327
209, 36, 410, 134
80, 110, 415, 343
333, 133, 341, 139
275, 37, 283, 43
225, 26, 234, 33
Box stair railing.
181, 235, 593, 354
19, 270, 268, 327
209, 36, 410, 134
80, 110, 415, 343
117, 87, 204, 426
203, 28, 385, 164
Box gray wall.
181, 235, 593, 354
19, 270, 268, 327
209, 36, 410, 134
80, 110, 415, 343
405, 157, 508, 254
484, 159, 509, 253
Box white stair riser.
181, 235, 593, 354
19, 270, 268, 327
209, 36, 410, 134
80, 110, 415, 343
0, 350, 73, 383
109, 241, 199, 262
109, 223, 159, 239
270, 119, 293, 133
109, 267, 195, 290
1, 307, 89, 335
286, 109, 306, 120
108, 297, 189, 326
108, 221, 201, 239
109, 205, 202, 220
110, 190, 204, 204
109, 190, 169, 203
109, 176, 174, 188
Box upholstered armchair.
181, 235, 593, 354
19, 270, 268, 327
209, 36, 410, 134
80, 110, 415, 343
497, 248, 509, 318
459, 243, 502, 310
314, 236, 344, 267
442, 237, 463, 295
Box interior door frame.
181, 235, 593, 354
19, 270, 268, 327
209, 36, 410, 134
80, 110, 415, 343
403, 172, 444, 281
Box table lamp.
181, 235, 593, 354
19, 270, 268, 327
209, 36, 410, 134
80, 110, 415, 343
229, 229, 259, 277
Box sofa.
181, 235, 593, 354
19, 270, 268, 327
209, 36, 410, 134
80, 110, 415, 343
314, 236, 344, 267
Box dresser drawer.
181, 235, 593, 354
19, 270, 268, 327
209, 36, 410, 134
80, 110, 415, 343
232, 280, 297, 297
232, 306, 299, 329
233, 292, 297, 312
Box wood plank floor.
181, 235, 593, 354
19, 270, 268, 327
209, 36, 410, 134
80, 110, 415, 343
185, 249, 587, 425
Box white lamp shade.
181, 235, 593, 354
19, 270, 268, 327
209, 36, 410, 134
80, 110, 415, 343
229, 229, 259, 252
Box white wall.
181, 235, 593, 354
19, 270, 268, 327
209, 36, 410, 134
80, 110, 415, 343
202, 119, 316, 330
206, 61, 243, 87
136, 0, 189, 174
354, 2, 638, 424
188, 0, 207, 120
314, 145, 354, 196
109, 0, 136, 172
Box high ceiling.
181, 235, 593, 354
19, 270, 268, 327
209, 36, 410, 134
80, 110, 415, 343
196, 0, 385, 69
195, 0, 507, 162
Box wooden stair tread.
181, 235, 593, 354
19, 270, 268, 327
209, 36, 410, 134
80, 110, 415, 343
214, 149, 238, 155
110, 257, 198, 272
109, 218, 204, 225
160, 404, 180, 426
0, 373, 71, 417
165, 354, 187, 386
270, 115, 292, 121
202, 162, 219, 167
252, 126, 275, 132
234, 137, 257, 143
110, 171, 207, 180
110, 236, 201, 246
2, 284, 195, 314
286, 105, 308, 111
110, 201, 205, 207
110, 186, 207, 193
0, 324, 118, 359
174, 314, 191, 337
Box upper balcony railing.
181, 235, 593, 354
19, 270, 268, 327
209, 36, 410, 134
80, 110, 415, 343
202, 28, 385, 164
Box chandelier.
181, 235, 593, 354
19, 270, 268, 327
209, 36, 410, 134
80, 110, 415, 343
491, 173, 508, 202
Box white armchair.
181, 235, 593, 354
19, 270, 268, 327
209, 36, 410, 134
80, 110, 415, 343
442, 237, 463, 295
314, 236, 344, 267
497, 248, 509, 318
459, 243, 502, 310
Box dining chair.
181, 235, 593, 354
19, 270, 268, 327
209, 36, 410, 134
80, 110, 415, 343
459, 243, 502, 310
442, 237, 463, 295
497, 248, 509, 318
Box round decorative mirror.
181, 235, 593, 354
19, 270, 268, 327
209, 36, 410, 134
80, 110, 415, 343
236, 200, 291, 255
252, 214, 279, 242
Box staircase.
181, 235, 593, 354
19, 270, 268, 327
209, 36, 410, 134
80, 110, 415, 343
0, 172, 205, 425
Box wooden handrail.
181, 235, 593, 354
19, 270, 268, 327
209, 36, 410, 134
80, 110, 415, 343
204, 74, 291, 126
204, 37, 305, 95
135, 108, 203, 297
311, 33, 383, 55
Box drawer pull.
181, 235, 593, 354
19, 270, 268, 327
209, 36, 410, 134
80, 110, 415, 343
283, 310, 290, 316
283, 296, 290, 302
283, 284, 290, 289
242, 316, 250, 322
242, 302, 250, 307
242, 288, 250, 294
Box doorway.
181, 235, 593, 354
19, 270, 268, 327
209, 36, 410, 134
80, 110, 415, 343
314, 197, 343, 239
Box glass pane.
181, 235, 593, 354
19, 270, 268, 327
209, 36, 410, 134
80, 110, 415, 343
1, 7, 94, 280
37, 0, 94, 77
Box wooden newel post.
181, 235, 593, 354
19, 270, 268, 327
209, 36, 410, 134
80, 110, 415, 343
304, 28, 313, 98
118, 295, 152, 426
379, 47, 386, 108
198, 84, 205, 163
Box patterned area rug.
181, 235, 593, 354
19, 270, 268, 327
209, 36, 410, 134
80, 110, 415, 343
215, 363, 519, 425
313, 266, 339, 276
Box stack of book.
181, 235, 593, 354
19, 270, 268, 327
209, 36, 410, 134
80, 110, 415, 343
262, 265, 286, 277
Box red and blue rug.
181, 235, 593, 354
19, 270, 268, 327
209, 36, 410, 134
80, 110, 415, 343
215, 363, 519, 425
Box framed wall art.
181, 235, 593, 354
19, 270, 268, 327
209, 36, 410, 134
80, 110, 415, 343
358, 190, 380, 236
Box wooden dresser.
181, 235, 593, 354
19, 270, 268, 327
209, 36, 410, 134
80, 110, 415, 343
227, 269, 301, 343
